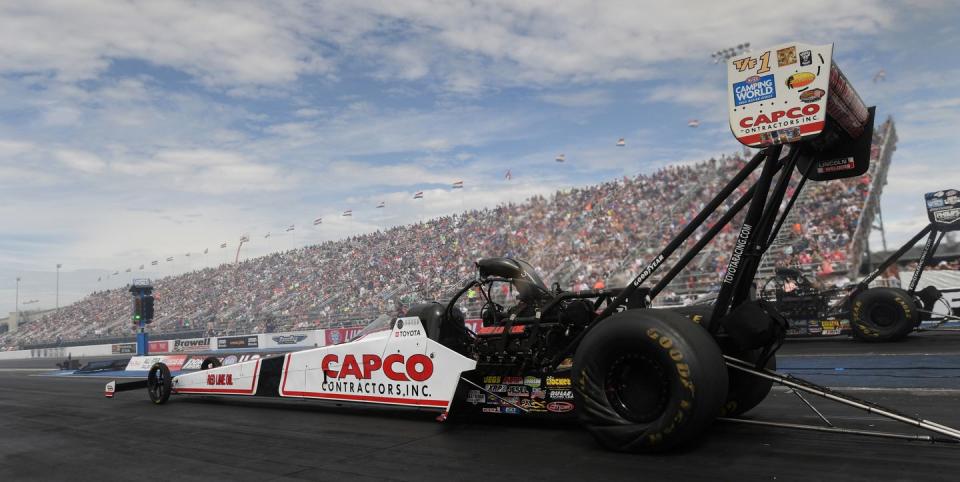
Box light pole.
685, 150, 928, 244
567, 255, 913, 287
15, 276, 20, 317
56, 263, 61, 310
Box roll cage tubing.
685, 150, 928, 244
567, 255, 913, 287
443, 144, 811, 370
542, 145, 808, 369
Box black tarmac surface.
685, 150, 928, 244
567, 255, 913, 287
3, 332, 960, 481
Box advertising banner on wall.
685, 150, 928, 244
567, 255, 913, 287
111, 343, 137, 354
147, 340, 170, 353
171, 338, 212, 353
216, 335, 259, 350
263, 331, 319, 349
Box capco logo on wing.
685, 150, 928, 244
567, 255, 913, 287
739, 104, 820, 129
321, 353, 433, 382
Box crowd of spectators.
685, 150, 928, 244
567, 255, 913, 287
1, 121, 895, 350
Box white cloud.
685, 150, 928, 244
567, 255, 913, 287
55, 149, 107, 173
539, 90, 611, 107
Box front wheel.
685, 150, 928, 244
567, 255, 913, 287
850, 288, 918, 342
147, 363, 172, 404
573, 309, 728, 452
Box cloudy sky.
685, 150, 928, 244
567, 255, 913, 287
1, 0, 959, 314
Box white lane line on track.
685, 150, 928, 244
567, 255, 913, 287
782, 352, 960, 357
773, 386, 960, 394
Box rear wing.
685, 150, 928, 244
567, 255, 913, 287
727, 42, 873, 181
926, 189, 960, 231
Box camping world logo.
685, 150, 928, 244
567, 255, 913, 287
733, 74, 776, 106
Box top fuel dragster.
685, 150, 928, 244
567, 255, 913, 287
106, 41, 960, 452
761, 188, 960, 341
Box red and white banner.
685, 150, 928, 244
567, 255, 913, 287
125, 355, 188, 371
148, 340, 170, 353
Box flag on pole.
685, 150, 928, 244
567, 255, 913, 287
166, 257, 174, 262
555, 154, 565, 162
203, 248, 209, 254
220, 243, 227, 248
452, 180, 463, 189
313, 218, 322, 225
125, 268, 131, 273
504, 169, 512, 180
376, 202, 385, 209
97, 276, 101, 282
616, 138, 626, 147
240, 235, 250, 243
342, 210, 352, 217
413, 191, 424, 199
285, 225, 295, 232
151, 260, 159, 266
113, 271, 119, 275
56, 263, 62, 269
139, 264, 144, 270
264, 233, 271, 239
185, 252, 191, 257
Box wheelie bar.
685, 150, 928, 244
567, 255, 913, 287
723, 355, 960, 442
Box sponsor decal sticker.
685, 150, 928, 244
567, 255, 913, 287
482, 375, 501, 384
548, 389, 574, 400
531, 388, 546, 399
507, 385, 530, 398
739, 104, 820, 129
485, 384, 508, 393
545, 376, 572, 387
934, 208, 960, 224
817, 157, 855, 174
785, 72, 816, 89
207, 373, 234, 386
466, 390, 486, 404
520, 399, 546, 411
503, 376, 523, 385
799, 50, 812, 66
776, 46, 797, 66
523, 376, 541, 387
799, 88, 825, 103
547, 401, 574, 413
482, 407, 501, 413
314, 353, 436, 399
732, 74, 776, 106
503, 407, 520, 415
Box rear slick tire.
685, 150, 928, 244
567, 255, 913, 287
850, 287, 918, 342
573, 309, 728, 452
669, 305, 774, 417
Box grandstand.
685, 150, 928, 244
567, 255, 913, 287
0, 118, 897, 350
